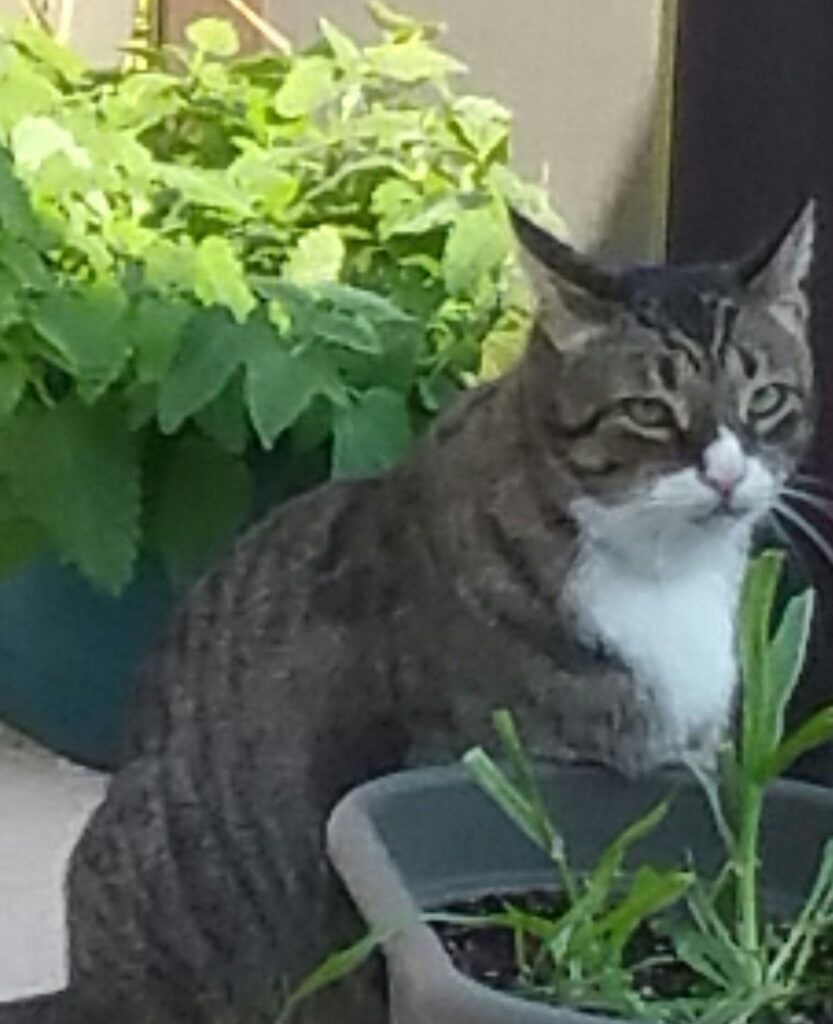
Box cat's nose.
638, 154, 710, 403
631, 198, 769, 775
699, 428, 747, 500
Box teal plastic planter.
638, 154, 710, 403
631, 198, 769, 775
0, 559, 175, 769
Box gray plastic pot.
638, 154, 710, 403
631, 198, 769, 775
327, 764, 833, 1024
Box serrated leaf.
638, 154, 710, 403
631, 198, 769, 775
332, 387, 411, 478
0, 398, 139, 592
157, 308, 249, 433
284, 226, 345, 287
365, 37, 465, 83
147, 435, 251, 584
194, 374, 249, 454
443, 206, 509, 296
186, 18, 240, 58
127, 297, 193, 385
274, 56, 337, 118
245, 336, 339, 448
30, 285, 129, 398
194, 236, 256, 323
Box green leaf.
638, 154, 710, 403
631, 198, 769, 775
365, 0, 439, 37
739, 550, 784, 767
146, 435, 251, 584
0, 150, 45, 241
274, 56, 337, 118
245, 340, 338, 448
765, 587, 815, 753
365, 38, 464, 83
186, 18, 240, 58
0, 513, 45, 576
157, 308, 249, 433
194, 237, 256, 323
13, 21, 86, 82
598, 865, 692, 956
11, 115, 91, 172
278, 927, 395, 1023
464, 747, 551, 854
159, 166, 252, 218
283, 226, 345, 287
194, 375, 249, 455
492, 710, 563, 859
127, 297, 193, 385
309, 307, 381, 354
0, 398, 139, 592
762, 705, 833, 781
583, 801, 670, 918
0, 360, 27, 418
30, 285, 129, 399
320, 18, 361, 66
443, 206, 509, 296
452, 96, 511, 160
672, 926, 736, 989
332, 387, 412, 478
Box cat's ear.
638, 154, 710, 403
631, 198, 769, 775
509, 208, 623, 347
737, 199, 816, 336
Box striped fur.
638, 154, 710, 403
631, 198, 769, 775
0, 206, 816, 1023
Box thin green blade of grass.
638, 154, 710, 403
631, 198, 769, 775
769, 837, 833, 984
598, 865, 693, 957
492, 709, 562, 858
685, 880, 756, 987
685, 752, 737, 856
464, 746, 552, 853
277, 925, 395, 1022
589, 800, 670, 896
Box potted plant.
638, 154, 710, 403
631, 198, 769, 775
323, 552, 833, 1024
0, 5, 557, 765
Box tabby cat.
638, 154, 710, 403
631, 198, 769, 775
0, 202, 816, 1024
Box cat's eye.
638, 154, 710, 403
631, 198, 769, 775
621, 397, 676, 431
748, 383, 790, 420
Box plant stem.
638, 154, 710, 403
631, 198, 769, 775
736, 776, 763, 965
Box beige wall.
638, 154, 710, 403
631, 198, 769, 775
0, 1, 676, 259
0, 0, 137, 66
268, 0, 676, 260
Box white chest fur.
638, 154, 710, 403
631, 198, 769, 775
565, 530, 751, 748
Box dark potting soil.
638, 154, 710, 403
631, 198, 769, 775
432, 890, 833, 1024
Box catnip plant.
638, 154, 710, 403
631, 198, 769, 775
0, 3, 559, 590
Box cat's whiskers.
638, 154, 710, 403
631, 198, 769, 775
773, 499, 833, 574
780, 486, 833, 520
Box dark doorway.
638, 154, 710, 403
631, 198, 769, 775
669, 1, 833, 780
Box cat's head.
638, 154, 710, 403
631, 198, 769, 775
512, 203, 816, 558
